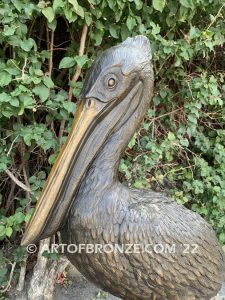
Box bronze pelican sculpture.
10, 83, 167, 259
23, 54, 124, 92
22, 36, 225, 300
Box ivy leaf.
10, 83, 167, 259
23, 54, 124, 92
91, 31, 103, 46
68, 0, 84, 18
2, 110, 13, 118
126, 16, 137, 31
59, 57, 76, 69
24, 213, 32, 223
63, 102, 76, 113
53, 0, 64, 10
0, 92, 11, 103
48, 19, 57, 31
33, 84, 49, 101
3, 25, 17, 36
134, 180, 146, 189
180, 138, 189, 147
179, 0, 194, 9
84, 13, 92, 26
150, 21, 161, 35
128, 133, 137, 149
34, 69, 44, 76
5, 227, 13, 238
11, 0, 24, 12
38, 1, 46, 9
107, 0, 114, 9
20, 38, 34, 52
64, 5, 78, 23
0, 163, 7, 172
48, 153, 57, 165
0, 225, 5, 237
42, 7, 55, 23
168, 132, 176, 141
75, 55, 88, 68
189, 26, 200, 39
43, 76, 54, 88
14, 212, 25, 224
0, 71, 12, 87
152, 0, 166, 12
219, 232, 225, 243
20, 94, 35, 108
109, 24, 119, 38
188, 114, 197, 124
134, 0, 143, 10
10, 98, 20, 107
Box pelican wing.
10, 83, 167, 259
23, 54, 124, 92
118, 189, 225, 299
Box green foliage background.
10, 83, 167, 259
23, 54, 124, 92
0, 0, 224, 293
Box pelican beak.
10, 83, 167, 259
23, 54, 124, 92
21, 99, 106, 246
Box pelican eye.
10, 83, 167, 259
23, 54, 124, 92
107, 77, 116, 88
86, 98, 95, 109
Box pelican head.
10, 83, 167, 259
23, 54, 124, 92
21, 35, 153, 246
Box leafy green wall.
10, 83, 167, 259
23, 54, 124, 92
0, 0, 225, 292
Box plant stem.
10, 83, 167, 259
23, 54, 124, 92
58, 24, 88, 142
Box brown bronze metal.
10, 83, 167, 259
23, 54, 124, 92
22, 36, 225, 300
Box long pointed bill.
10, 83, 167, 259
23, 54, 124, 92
21, 100, 106, 245
21, 82, 142, 246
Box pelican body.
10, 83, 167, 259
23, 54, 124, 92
22, 36, 225, 299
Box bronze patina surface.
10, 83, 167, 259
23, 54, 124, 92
22, 36, 225, 300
